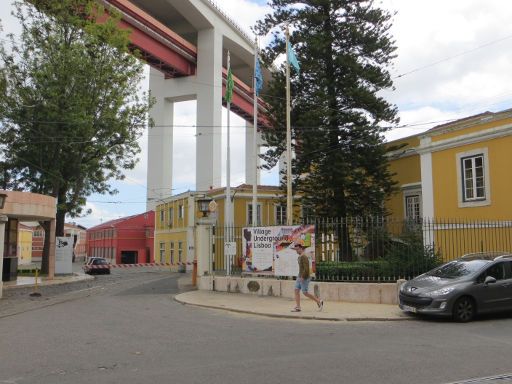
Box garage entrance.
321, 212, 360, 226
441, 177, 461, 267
121, 251, 138, 264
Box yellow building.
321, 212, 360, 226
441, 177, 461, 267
154, 185, 289, 269
18, 224, 33, 265
386, 108, 512, 258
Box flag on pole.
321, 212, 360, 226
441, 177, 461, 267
287, 42, 300, 74
255, 59, 263, 96
225, 52, 234, 103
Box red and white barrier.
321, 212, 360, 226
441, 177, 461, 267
85, 262, 195, 270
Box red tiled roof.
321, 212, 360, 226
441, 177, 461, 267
426, 111, 493, 133
87, 211, 153, 231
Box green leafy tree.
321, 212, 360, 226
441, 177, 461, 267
255, 0, 399, 258
0, 0, 153, 272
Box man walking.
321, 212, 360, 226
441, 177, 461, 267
291, 242, 323, 312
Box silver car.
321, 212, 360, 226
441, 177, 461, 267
399, 252, 512, 322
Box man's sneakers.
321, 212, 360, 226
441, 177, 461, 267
317, 299, 324, 312
291, 307, 301, 312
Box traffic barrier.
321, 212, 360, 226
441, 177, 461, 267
85, 262, 194, 269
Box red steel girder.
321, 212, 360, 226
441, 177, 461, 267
103, 0, 270, 125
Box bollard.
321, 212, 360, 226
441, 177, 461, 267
30, 268, 42, 297
192, 260, 197, 287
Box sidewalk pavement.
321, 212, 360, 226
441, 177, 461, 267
174, 290, 413, 322
3, 274, 92, 289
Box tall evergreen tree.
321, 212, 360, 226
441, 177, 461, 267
255, 0, 399, 223
0, 0, 152, 272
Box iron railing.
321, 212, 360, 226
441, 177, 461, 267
211, 217, 512, 281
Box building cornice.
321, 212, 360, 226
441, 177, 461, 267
417, 123, 512, 154
386, 147, 418, 160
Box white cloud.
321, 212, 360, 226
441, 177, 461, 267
5, 0, 512, 226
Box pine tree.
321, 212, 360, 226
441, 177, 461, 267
255, 0, 399, 258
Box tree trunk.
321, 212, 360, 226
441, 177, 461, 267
39, 220, 51, 275
56, 209, 66, 237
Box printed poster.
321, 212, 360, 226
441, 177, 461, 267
242, 225, 315, 277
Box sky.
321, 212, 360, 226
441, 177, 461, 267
2, 0, 512, 228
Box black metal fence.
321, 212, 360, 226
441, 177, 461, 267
211, 217, 512, 282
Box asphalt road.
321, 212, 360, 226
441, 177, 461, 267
1, 269, 512, 384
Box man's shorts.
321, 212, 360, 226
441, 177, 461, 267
295, 277, 310, 293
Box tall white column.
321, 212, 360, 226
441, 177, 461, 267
196, 28, 223, 191
147, 85, 174, 211
245, 122, 262, 186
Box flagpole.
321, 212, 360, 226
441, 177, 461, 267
285, 26, 293, 226
226, 51, 232, 275
252, 38, 258, 227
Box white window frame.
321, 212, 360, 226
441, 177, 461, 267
170, 241, 175, 265
275, 204, 286, 225
178, 204, 184, 220
405, 195, 421, 221
247, 203, 262, 226
456, 148, 491, 208
178, 241, 183, 262
159, 242, 165, 263
402, 184, 422, 221
159, 210, 165, 224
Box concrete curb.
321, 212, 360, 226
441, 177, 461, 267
174, 293, 413, 322
4, 274, 94, 291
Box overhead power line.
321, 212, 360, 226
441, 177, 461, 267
393, 33, 512, 79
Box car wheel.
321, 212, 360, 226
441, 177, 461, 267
452, 296, 476, 322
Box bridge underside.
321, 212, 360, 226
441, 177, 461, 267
102, 0, 272, 206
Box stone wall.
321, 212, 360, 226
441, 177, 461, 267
198, 276, 401, 305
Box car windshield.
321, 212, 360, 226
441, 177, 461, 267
426, 260, 488, 278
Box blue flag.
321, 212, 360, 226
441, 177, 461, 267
255, 59, 263, 96
287, 42, 300, 74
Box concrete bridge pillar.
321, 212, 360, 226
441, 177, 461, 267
146, 28, 224, 209
147, 93, 174, 209
245, 122, 262, 186
196, 28, 223, 191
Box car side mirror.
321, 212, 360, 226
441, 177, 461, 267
484, 276, 497, 285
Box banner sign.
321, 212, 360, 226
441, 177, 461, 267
55, 236, 73, 274
242, 225, 315, 277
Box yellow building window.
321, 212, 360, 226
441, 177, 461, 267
159, 242, 165, 263
168, 207, 174, 227
247, 203, 261, 226
275, 204, 286, 225
462, 155, 485, 201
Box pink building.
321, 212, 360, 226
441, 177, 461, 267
86, 211, 155, 264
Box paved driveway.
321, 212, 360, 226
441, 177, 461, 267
1, 269, 511, 384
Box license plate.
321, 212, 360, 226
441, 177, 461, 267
402, 305, 417, 313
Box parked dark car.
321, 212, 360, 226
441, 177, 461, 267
83, 257, 111, 275
399, 252, 512, 322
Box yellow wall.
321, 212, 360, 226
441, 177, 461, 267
18, 229, 33, 265
155, 196, 190, 230
386, 136, 422, 219
432, 135, 512, 219
155, 230, 188, 269
154, 188, 288, 269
